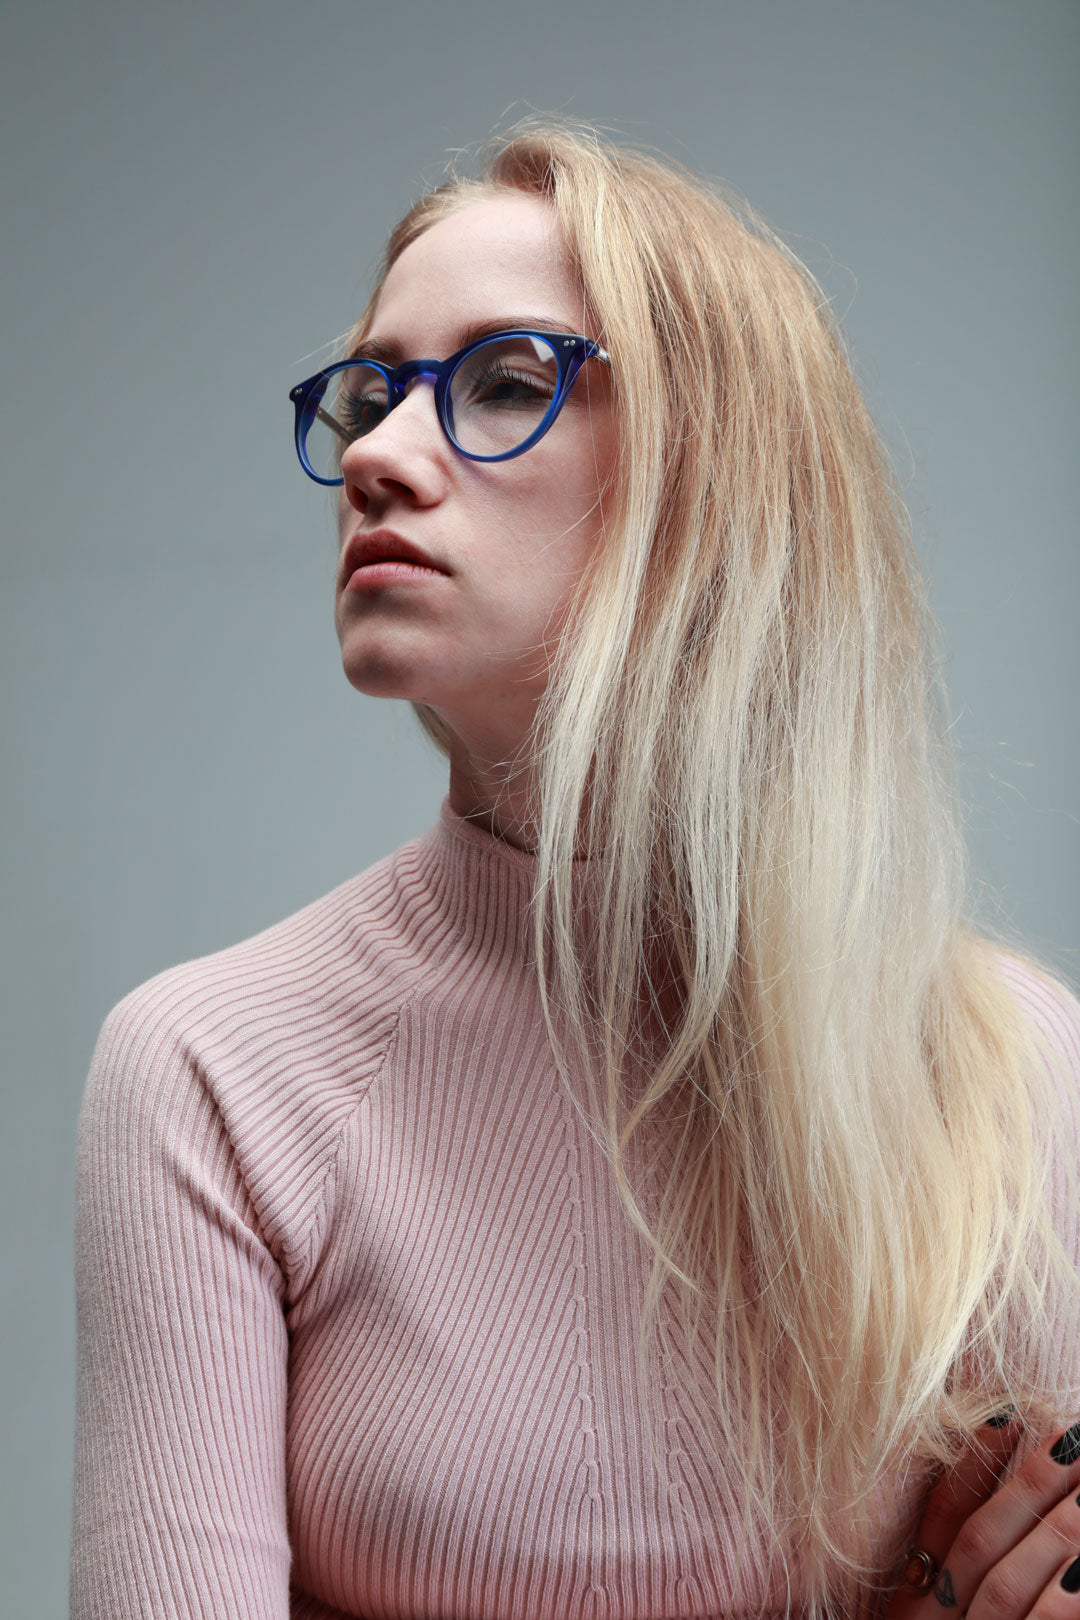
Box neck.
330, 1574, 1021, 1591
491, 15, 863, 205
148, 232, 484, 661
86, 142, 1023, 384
446, 729, 540, 853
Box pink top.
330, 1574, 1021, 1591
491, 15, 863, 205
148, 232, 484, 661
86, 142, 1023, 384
71, 803, 1080, 1619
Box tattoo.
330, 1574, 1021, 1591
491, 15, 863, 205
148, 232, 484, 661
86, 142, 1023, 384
933, 1569, 957, 1609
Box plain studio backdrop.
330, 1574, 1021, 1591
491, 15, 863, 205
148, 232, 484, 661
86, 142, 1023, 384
2, 0, 1077, 1608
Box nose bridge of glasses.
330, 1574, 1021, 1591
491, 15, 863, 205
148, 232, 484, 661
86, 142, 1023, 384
391, 359, 443, 404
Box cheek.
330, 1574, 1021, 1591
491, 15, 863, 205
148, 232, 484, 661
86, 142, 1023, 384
336, 490, 353, 538
542, 440, 612, 554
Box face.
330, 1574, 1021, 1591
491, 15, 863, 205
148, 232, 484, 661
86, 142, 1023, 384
334, 193, 617, 758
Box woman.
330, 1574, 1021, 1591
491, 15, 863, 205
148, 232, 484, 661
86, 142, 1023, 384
72, 123, 1080, 1619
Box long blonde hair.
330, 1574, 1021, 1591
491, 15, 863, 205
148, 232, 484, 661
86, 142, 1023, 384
355, 123, 1080, 1617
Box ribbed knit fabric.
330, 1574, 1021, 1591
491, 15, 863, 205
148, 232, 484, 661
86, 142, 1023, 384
71, 801, 1080, 1620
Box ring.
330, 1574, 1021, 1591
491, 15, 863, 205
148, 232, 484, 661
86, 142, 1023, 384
901, 1548, 939, 1592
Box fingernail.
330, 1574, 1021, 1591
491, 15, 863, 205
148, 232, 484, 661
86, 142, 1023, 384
986, 1406, 1016, 1428
1050, 1423, 1080, 1466
1061, 1555, 1080, 1594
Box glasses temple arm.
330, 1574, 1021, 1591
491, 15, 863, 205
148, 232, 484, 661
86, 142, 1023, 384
316, 405, 350, 443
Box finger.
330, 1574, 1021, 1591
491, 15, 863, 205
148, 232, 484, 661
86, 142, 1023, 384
1059, 1553, 1080, 1598
936, 1419, 1080, 1615
966, 1491, 1080, 1620
907, 1414, 1022, 1573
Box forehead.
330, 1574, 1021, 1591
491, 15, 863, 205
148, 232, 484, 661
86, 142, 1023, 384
370, 193, 586, 351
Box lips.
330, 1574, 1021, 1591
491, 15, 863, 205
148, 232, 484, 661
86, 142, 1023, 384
340, 528, 448, 584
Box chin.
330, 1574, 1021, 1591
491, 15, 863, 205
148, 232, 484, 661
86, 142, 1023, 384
337, 621, 431, 701
339, 637, 455, 704
342, 659, 421, 701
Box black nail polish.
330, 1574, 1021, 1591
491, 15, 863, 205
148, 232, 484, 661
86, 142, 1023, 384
986, 1406, 1016, 1428
1050, 1422, 1080, 1466
1061, 1555, 1080, 1595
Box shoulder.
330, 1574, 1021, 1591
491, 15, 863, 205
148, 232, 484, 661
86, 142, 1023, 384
81, 833, 443, 1263
984, 949, 1080, 1158
96, 832, 440, 1075
989, 949, 1080, 1104
986, 949, 1080, 1289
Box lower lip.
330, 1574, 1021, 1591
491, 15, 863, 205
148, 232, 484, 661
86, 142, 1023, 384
344, 562, 446, 591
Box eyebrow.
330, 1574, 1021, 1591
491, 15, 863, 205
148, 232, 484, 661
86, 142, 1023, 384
350, 315, 583, 365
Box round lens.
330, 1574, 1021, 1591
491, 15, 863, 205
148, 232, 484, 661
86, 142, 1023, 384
447, 334, 561, 457
303, 363, 389, 481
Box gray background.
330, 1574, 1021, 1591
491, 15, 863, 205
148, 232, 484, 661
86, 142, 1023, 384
3, 0, 1077, 1609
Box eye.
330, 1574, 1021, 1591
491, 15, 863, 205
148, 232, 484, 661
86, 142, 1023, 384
328, 362, 391, 443
303, 366, 391, 480
340, 389, 389, 438
463, 362, 556, 410
445, 336, 563, 456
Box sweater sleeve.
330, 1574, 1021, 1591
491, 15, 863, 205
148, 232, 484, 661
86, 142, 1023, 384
71, 987, 292, 1619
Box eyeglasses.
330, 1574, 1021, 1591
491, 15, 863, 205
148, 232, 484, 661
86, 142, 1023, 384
288, 328, 611, 485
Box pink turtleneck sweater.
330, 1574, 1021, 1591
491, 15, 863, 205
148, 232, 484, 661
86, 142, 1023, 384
71, 803, 1080, 1620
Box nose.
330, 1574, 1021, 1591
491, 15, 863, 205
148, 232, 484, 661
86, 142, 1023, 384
339, 372, 449, 514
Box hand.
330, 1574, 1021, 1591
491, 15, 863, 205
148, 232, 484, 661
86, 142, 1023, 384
886, 1418, 1080, 1620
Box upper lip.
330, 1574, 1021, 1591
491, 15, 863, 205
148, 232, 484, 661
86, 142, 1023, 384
340, 528, 448, 582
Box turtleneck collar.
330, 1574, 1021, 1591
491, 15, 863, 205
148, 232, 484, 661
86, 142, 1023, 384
390, 800, 598, 984
379, 800, 538, 981
435, 797, 541, 876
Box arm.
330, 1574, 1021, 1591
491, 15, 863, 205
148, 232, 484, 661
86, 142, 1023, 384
71, 992, 292, 1619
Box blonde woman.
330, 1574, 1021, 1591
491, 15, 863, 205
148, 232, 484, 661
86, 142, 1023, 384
72, 124, 1080, 1620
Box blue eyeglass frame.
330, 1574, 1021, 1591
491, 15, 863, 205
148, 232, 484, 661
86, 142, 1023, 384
288, 328, 612, 485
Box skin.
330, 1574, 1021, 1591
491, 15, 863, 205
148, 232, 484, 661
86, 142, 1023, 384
334, 192, 617, 849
